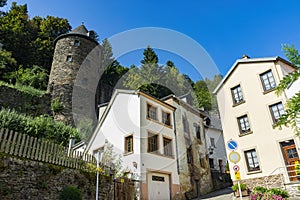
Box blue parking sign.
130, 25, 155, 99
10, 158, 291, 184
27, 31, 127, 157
227, 139, 238, 151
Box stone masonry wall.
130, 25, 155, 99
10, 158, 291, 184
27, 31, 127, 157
233, 174, 284, 191
48, 35, 99, 126
0, 154, 113, 200
0, 85, 51, 116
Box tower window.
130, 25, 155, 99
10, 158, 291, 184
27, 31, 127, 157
74, 40, 80, 47
66, 55, 73, 62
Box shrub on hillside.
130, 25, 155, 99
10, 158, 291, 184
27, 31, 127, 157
59, 186, 82, 200
0, 108, 80, 145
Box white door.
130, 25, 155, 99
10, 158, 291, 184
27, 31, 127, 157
148, 172, 170, 200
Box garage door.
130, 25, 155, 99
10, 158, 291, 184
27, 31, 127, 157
148, 172, 170, 200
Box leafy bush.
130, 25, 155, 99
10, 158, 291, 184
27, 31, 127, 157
51, 97, 63, 113
16, 65, 49, 90
0, 108, 79, 145
232, 183, 247, 191
270, 188, 289, 198
250, 186, 289, 200
59, 186, 82, 200
253, 186, 268, 194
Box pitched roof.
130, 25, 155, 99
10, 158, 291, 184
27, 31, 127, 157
54, 24, 98, 45
85, 89, 175, 152
69, 24, 89, 35
213, 56, 295, 94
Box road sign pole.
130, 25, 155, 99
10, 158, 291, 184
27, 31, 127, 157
237, 180, 242, 200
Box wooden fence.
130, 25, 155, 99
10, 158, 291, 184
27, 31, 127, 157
0, 128, 96, 169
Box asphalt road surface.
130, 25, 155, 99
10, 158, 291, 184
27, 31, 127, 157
193, 187, 249, 200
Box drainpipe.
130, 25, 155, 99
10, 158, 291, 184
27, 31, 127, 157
173, 110, 180, 175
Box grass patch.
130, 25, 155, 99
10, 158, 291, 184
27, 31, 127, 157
0, 81, 46, 97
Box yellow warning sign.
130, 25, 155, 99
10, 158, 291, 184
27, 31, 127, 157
234, 171, 241, 180
120, 178, 124, 183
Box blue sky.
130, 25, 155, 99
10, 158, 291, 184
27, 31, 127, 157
4, 0, 300, 81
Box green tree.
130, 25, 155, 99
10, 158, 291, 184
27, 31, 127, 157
205, 74, 222, 111
100, 38, 128, 87
30, 16, 71, 71
0, 2, 71, 72
0, 2, 32, 67
16, 65, 49, 90
275, 44, 300, 134
0, 49, 17, 82
123, 46, 165, 97
194, 80, 212, 110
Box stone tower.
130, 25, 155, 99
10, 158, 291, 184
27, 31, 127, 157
48, 25, 99, 126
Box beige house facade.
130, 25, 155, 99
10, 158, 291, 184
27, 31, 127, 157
214, 56, 299, 188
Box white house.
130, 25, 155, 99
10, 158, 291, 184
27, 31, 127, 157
85, 90, 180, 200
205, 114, 227, 174
213, 56, 299, 189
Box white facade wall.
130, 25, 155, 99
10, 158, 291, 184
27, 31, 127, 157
88, 92, 142, 177
206, 127, 227, 172
216, 60, 299, 182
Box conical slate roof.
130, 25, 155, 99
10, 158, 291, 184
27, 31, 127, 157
69, 25, 89, 36
54, 24, 98, 45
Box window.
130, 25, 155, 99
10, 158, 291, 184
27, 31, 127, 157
218, 159, 223, 173
147, 104, 157, 121
195, 125, 201, 141
237, 115, 251, 134
269, 102, 285, 123
231, 85, 244, 104
162, 111, 171, 126
187, 147, 193, 164
148, 133, 158, 153
152, 176, 165, 182
210, 137, 216, 148
163, 137, 173, 157
74, 40, 80, 47
209, 158, 214, 169
124, 135, 133, 153
260, 70, 276, 92
244, 149, 260, 172
66, 55, 72, 62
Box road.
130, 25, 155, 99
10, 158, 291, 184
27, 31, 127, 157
193, 187, 249, 200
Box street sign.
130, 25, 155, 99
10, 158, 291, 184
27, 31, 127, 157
228, 151, 241, 163
120, 178, 124, 183
234, 171, 241, 180
227, 139, 238, 151
233, 165, 240, 172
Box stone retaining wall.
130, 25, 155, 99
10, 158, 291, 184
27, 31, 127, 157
233, 174, 284, 191
0, 85, 51, 116
0, 154, 112, 200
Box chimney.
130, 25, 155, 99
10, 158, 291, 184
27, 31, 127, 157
242, 54, 250, 59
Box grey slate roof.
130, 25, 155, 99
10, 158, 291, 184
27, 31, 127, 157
69, 25, 89, 36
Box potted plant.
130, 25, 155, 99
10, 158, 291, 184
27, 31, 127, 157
232, 183, 248, 197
